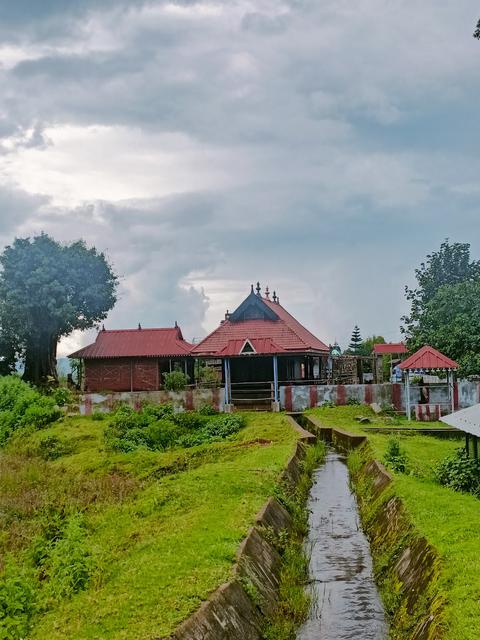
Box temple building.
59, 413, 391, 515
192, 284, 329, 409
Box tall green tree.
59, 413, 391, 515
474, 18, 480, 39
401, 240, 480, 376
0, 234, 118, 385
348, 325, 362, 354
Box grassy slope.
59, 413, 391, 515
1, 413, 297, 640
308, 406, 480, 640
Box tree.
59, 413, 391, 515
0, 234, 118, 386
474, 18, 480, 39
410, 280, 480, 377
401, 239, 480, 343
348, 325, 362, 354
401, 240, 480, 376
358, 335, 386, 357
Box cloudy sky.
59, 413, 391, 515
0, 1, 479, 355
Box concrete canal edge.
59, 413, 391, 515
302, 414, 446, 640
168, 424, 315, 640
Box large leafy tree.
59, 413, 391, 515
401, 240, 480, 376
0, 234, 118, 385
474, 19, 480, 39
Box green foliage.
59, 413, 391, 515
105, 405, 245, 452
195, 364, 220, 386
91, 411, 105, 421
347, 397, 361, 405
435, 448, 480, 495
402, 239, 480, 376
163, 370, 189, 391
0, 233, 118, 385
383, 438, 409, 473
0, 566, 36, 640
347, 324, 362, 354
51, 387, 73, 407
197, 403, 218, 416
37, 435, 74, 460
0, 376, 61, 444
474, 18, 480, 39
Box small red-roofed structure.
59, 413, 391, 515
399, 345, 459, 420
69, 325, 193, 392
373, 342, 407, 355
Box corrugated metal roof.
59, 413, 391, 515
192, 296, 329, 357
400, 345, 458, 370
441, 404, 480, 437
69, 327, 192, 359
373, 342, 407, 355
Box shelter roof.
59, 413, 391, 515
69, 326, 192, 359
441, 404, 480, 437
192, 289, 329, 357
373, 342, 407, 355
400, 345, 458, 371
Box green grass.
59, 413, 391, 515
0, 412, 298, 639
312, 406, 480, 640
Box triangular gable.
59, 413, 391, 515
229, 289, 279, 322
240, 339, 256, 354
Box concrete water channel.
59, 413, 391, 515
297, 448, 388, 640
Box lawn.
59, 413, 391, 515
308, 405, 480, 640
0, 412, 298, 639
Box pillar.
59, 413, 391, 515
272, 354, 280, 412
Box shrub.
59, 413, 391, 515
198, 403, 218, 416
347, 397, 361, 405
37, 435, 74, 460
383, 438, 409, 473
144, 419, 184, 450
163, 370, 189, 391
0, 376, 61, 444
172, 411, 208, 431
51, 387, 73, 407
0, 567, 36, 640
435, 449, 480, 495
142, 402, 174, 421
91, 411, 105, 421
42, 514, 94, 601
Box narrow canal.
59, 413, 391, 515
297, 449, 388, 640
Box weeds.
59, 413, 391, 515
383, 438, 409, 473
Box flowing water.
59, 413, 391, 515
297, 449, 388, 640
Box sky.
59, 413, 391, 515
0, 1, 479, 356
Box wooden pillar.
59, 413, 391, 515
466, 433, 470, 458
474, 436, 478, 461
405, 370, 411, 421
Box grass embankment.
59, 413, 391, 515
1, 412, 297, 639
308, 405, 480, 640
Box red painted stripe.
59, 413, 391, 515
309, 386, 318, 408
426, 405, 431, 419
365, 385, 373, 405
392, 384, 402, 411
285, 386, 293, 412
186, 388, 194, 411
454, 383, 459, 410
337, 385, 346, 405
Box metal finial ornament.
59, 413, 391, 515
102, 324, 105, 331
250, 283, 254, 293
265, 285, 270, 299
174, 320, 178, 328
256, 281, 261, 296
272, 290, 277, 303
138, 323, 142, 330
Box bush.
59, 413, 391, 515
91, 411, 105, 421
383, 438, 409, 473
347, 397, 361, 405
37, 435, 74, 461
163, 370, 189, 391
435, 449, 480, 495
0, 376, 61, 444
0, 567, 36, 640
105, 404, 245, 452
198, 403, 218, 416
51, 387, 73, 407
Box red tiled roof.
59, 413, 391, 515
400, 345, 458, 370
69, 327, 192, 359
192, 297, 329, 356
373, 342, 407, 355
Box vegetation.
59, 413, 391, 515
104, 403, 245, 452
474, 18, 480, 39
401, 239, 480, 376
0, 234, 118, 385
0, 376, 61, 445
347, 324, 362, 354
0, 410, 297, 639
383, 438, 409, 473
435, 448, 480, 495
163, 369, 189, 391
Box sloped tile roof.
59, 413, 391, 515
400, 345, 458, 370
69, 327, 192, 359
192, 297, 329, 356
373, 342, 407, 355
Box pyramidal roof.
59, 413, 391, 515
192, 287, 329, 357
400, 345, 458, 370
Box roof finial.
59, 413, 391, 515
265, 285, 270, 299
102, 324, 105, 331
138, 323, 142, 330
272, 290, 277, 303
250, 283, 254, 294
256, 281, 261, 296
277, 295, 280, 305
225, 309, 230, 320
174, 320, 178, 328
